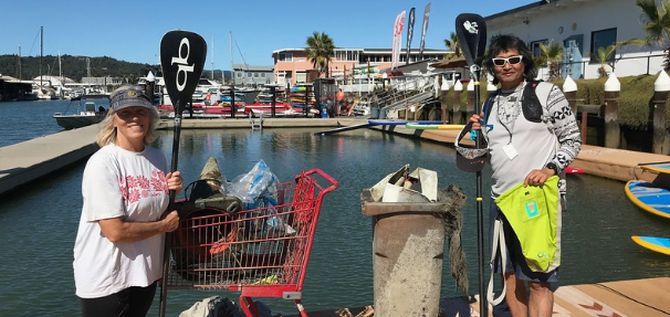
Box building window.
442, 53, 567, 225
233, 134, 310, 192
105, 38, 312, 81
278, 52, 293, 61
591, 28, 617, 63
254, 73, 258, 77
530, 39, 548, 58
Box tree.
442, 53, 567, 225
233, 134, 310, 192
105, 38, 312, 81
443, 32, 461, 60
593, 39, 646, 77
637, 0, 670, 69
537, 41, 563, 80
305, 32, 335, 78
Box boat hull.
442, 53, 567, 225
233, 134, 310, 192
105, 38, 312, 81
53, 114, 105, 130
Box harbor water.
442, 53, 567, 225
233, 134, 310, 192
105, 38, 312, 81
0, 100, 668, 316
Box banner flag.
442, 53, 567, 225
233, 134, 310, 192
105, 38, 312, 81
391, 10, 406, 69
405, 7, 416, 65
418, 3, 431, 60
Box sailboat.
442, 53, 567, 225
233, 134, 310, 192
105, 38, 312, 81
33, 26, 57, 100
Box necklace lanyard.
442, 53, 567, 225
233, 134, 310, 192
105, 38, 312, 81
496, 83, 525, 145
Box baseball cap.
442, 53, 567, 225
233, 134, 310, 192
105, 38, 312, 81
109, 85, 154, 111
454, 122, 490, 172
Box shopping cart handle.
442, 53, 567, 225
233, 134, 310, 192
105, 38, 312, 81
301, 168, 339, 193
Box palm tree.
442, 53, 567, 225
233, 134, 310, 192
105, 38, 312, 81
537, 41, 563, 80
305, 32, 335, 78
443, 32, 461, 60
594, 39, 647, 77
637, 0, 670, 69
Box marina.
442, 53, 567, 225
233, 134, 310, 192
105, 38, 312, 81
2, 0, 670, 316
0, 108, 668, 315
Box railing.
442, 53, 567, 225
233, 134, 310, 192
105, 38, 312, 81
538, 53, 665, 80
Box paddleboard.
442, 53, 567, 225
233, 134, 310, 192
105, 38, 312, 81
639, 162, 670, 175
631, 235, 670, 255
624, 180, 670, 219
368, 119, 408, 126
405, 123, 465, 130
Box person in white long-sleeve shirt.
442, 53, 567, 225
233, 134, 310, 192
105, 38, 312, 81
470, 35, 581, 317
73, 85, 183, 317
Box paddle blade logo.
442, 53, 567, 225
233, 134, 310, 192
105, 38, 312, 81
455, 13, 487, 66
463, 20, 478, 34
160, 31, 207, 110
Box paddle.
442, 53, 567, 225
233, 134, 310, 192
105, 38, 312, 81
158, 30, 207, 317
455, 12, 488, 316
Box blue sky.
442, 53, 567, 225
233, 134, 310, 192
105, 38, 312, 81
1, 0, 535, 69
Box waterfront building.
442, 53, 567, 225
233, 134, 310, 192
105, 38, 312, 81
232, 64, 273, 87
272, 47, 449, 86
0, 75, 34, 101
485, 0, 664, 79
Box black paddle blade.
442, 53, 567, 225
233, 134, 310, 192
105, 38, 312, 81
455, 13, 487, 66
160, 31, 207, 113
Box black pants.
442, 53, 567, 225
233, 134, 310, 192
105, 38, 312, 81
79, 282, 157, 317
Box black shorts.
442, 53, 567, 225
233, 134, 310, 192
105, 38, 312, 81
79, 281, 157, 317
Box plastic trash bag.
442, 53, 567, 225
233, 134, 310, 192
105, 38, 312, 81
227, 160, 279, 210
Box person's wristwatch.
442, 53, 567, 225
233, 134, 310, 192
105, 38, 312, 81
545, 162, 559, 175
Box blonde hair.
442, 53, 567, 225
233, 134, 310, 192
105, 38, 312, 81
96, 107, 160, 147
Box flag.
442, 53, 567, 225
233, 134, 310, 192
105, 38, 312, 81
391, 10, 406, 69
405, 7, 416, 65
418, 3, 431, 60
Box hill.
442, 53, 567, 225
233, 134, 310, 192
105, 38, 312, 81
0, 54, 160, 82
0, 54, 231, 84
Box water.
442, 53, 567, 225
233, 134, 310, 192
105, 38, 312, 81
0, 100, 67, 147
0, 101, 668, 316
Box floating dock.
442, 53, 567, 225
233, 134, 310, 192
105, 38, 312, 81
300, 277, 669, 317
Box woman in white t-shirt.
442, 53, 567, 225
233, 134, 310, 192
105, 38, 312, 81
73, 85, 183, 317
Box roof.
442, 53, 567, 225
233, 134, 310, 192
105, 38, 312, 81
485, 0, 599, 23
272, 47, 450, 55
232, 64, 273, 72
430, 58, 467, 69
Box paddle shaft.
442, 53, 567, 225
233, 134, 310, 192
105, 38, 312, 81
159, 108, 182, 317
455, 12, 488, 315
157, 30, 207, 317
472, 66, 486, 317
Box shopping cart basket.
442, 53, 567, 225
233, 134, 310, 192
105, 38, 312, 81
166, 168, 338, 317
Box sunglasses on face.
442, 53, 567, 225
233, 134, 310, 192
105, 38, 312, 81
491, 55, 523, 66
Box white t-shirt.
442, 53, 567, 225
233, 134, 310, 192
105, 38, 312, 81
73, 143, 169, 298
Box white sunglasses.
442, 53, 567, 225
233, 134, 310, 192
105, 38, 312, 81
491, 55, 523, 66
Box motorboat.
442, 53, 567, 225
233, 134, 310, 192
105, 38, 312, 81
53, 95, 109, 129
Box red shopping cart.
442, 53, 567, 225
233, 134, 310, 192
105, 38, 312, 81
166, 168, 338, 317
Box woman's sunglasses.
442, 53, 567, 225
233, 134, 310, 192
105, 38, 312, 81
491, 55, 523, 66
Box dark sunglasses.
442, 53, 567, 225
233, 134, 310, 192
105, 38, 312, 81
491, 55, 523, 66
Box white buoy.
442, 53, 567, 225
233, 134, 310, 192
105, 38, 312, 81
654, 70, 670, 92
563, 75, 577, 92
454, 80, 463, 91
440, 76, 450, 91
604, 72, 620, 92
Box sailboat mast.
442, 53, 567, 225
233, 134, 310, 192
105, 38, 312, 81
40, 26, 43, 88
17, 46, 21, 80
58, 52, 62, 80
230, 31, 234, 86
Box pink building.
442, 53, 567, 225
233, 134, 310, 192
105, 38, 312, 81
272, 47, 449, 86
